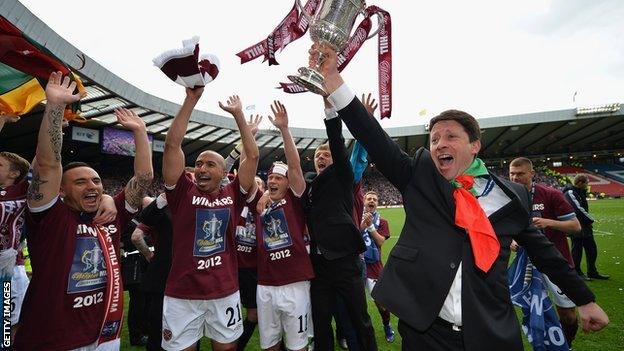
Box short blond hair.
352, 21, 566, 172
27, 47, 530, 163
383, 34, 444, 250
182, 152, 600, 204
364, 191, 378, 198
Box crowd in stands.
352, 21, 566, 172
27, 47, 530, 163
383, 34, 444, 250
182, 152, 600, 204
98, 167, 406, 206
101, 170, 166, 197
492, 165, 564, 189
98, 161, 616, 206
362, 169, 403, 206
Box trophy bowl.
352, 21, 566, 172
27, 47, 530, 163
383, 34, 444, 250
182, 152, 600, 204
287, 0, 366, 95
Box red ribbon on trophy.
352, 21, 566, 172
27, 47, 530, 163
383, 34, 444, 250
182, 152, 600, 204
236, 0, 322, 65
370, 6, 392, 119
236, 1, 392, 118
277, 6, 392, 118
277, 17, 372, 93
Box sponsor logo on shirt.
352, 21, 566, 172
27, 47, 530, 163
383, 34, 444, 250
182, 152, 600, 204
68, 237, 107, 293
194, 208, 229, 257
262, 208, 292, 251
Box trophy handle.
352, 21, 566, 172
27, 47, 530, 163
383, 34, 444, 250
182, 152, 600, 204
295, 0, 314, 23
366, 10, 384, 39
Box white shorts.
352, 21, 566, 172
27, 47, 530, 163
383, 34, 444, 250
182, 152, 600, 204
161, 292, 243, 350
71, 338, 120, 351
11, 265, 29, 325
543, 274, 575, 308
365, 277, 378, 296
257, 281, 311, 350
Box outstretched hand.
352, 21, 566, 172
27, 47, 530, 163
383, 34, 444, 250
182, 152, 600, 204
247, 114, 263, 136
45, 71, 82, 106
219, 95, 243, 116
362, 93, 378, 116
268, 100, 288, 130
115, 108, 147, 132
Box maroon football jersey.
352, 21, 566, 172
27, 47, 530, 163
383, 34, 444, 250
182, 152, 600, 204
366, 217, 390, 279
532, 183, 576, 267
165, 173, 250, 299
256, 188, 314, 286
235, 190, 262, 269
0, 180, 27, 253
16, 192, 133, 350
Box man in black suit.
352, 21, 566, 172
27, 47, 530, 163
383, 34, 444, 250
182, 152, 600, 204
563, 174, 609, 280
303, 98, 377, 351
307, 44, 609, 351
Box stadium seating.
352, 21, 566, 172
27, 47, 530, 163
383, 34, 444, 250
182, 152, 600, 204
584, 163, 624, 183
553, 166, 624, 197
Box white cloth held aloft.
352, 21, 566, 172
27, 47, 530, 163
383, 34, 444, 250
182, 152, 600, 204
153, 36, 220, 89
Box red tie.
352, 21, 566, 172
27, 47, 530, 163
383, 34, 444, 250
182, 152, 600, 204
453, 175, 500, 273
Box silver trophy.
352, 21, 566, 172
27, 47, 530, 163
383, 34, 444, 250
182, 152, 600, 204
288, 0, 381, 95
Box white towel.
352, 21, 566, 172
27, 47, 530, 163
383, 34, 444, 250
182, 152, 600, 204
153, 36, 220, 88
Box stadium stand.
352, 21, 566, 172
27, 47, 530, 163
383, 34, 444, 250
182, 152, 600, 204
553, 166, 624, 197
585, 163, 624, 183
362, 169, 403, 206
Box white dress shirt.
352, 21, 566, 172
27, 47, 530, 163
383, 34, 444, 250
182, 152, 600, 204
439, 177, 510, 326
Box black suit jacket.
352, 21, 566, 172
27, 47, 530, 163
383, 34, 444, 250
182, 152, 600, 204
338, 97, 595, 351
303, 117, 366, 260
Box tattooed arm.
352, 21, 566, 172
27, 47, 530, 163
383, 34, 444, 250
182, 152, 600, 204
131, 226, 154, 262
27, 72, 81, 208
115, 108, 154, 209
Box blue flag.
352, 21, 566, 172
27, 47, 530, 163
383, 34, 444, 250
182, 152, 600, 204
508, 248, 569, 351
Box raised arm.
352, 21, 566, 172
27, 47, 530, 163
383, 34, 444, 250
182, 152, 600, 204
311, 45, 414, 192
163, 87, 204, 187
27, 72, 81, 208
115, 108, 154, 209
225, 114, 262, 172
219, 96, 259, 193
269, 101, 305, 195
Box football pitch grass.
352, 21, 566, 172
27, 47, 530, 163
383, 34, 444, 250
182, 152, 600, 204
121, 199, 623, 350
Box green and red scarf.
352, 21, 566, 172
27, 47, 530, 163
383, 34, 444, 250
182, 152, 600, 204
451, 158, 499, 273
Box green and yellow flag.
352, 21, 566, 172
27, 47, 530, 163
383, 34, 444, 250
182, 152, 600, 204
0, 16, 86, 120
